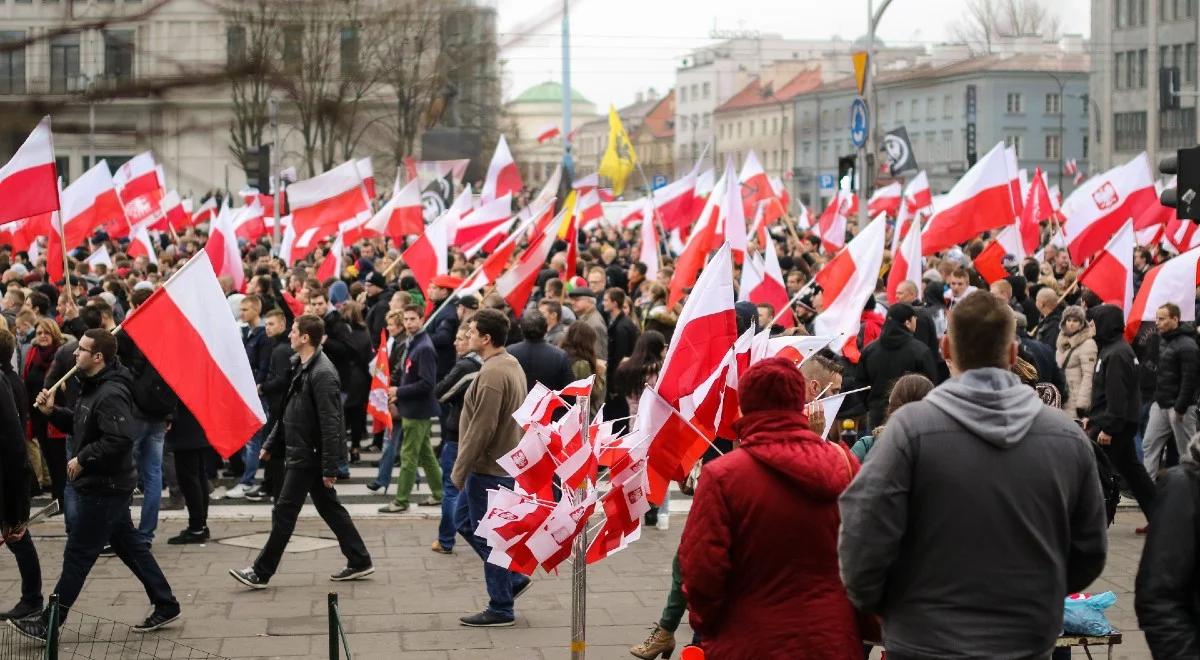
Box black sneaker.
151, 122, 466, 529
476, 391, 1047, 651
7, 616, 49, 644
0, 601, 42, 621
166, 528, 210, 545
99, 545, 116, 557
330, 566, 375, 581
132, 608, 180, 633
513, 578, 533, 600
459, 610, 515, 627
229, 567, 269, 590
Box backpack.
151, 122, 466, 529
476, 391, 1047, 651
1090, 440, 1123, 526
131, 361, 180, 419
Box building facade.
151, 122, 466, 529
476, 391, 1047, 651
502, 81, 598, 190
572, 89, 660, 187
1090, 0, 1200, 173
630, 90, 675, 187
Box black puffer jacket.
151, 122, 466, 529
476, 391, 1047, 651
858, 318, 938, 428
48, 363, 137, 495
263, 349, 345, 476
1135, 463, 1200, 657
0, 372, 29, 527
434, 352, 483, 443
1087, 305, 1141, 436
1154, 325, 1199, 414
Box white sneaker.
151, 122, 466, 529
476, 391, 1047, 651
225, 483, 248, 499
656, 512, 670, 531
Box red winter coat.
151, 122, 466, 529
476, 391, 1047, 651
679, 410, 863, 660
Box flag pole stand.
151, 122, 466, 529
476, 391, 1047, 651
570, 394, 590, 659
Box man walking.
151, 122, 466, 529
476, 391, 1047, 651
839, 292, 1108, 659
451, 308, 532, 627
1142, 303, 1198, 477
378, 305, 444, 513
14, 330, 181, 642
229, 314, 373, 589
227, 294, 272, 499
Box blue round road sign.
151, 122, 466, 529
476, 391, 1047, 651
850, 97, 868, 148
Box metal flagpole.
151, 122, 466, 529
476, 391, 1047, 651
570, 396, 589, 660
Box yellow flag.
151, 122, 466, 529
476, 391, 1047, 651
597, 105, 637, 196
557, 190, 578, 239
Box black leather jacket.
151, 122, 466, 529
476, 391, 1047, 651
1154, 325, 1199, 413
434, 353, 483, 442
49, 363, 137, 495
263, 349, 345, 476
1136, 464, 1200, 658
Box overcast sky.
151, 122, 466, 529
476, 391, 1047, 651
495, 0, 1092, 108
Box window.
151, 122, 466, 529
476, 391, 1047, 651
1114, 111, 1147, 151
910, 99, 919, 120
835, 108, 843, 127
802, 141, 811, 156
103, 30, 135, 84
680, 87, 687, 102
1045, 93, 1061, 114
1134, 0, 1146, 24
226, 26, 246, 67
748, 119, 754, 137
283, 26, 303, 74
1173, 44, 1183, 72
736, 122, 742, 138
1160, 108, 1197, 148
941, 130, 954, 160
1116, 0, 1125, 27
781, 149, 788, 169
340, 26, 359, 77
0, 31, 25, 95
49, 33, 80, 93
1045, 134, 1061, 160
702, 113, 710, 128
690, 84, 698, 100
702, 82, 710, 99
1188, 44, 1197, 83
1005, 134, 1023, 157
926, 97, 935, 119
943, 94, 953, 118
770, 150, 777, 169
761, 118, 767, 134
771, 117, 778, 134
1006, 92, 1023, 113
894, 100, 902, 121
1082, 135, 1089, 159
54, 157, 68, 183
820, 109, 828, 128
1114, 52, 1124, 90
781, 116, 787, 134
1137, 49, 1147, 88
1081, 93, 1089, 116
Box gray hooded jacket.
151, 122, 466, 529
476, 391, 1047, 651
838, 367, 1108, 659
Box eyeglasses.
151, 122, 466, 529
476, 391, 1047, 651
75, 347, 94, 355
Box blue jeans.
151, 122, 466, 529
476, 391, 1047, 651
438, 441, 460, 548
130, 417, 166, 544
455, 473, 529, 619
374, 424, 403, 488
239, 428, 265, 487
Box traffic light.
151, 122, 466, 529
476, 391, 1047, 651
837, 155, 857, 192
244, 145, 271, 193
1160, 67, 1181, 110
1159, 145, 1200, 220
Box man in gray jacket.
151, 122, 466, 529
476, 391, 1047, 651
839, 291, 1108, 659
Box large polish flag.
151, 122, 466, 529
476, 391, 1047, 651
1134, 178, 1174, 246
0, 117, 59, 226
402, 204, 452, 297
921, 142, 1013, 255
749, 237, 793, 328
123, 251, 266, 457
817, 190, 856, 254
495, 204, 560, 314
1061, 152, 1156, 265
813, 212, 887, 359
481, 135, 522, 203
657, 243, 737, 408
206, 201, 244, 290
1079, 219, 1135, 315
1126, 246, 1200, 340
654, 166, 700, 231
287, 160, 370, 235
887, 209, 923, 304
366, 175, 423, 241
157, 191, 191, 231
60, 160, 124, 248
454, 193, 513, 256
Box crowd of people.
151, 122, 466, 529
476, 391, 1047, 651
0, 195, 1199, 658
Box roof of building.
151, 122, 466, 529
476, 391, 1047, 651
512, 81, 592, 105
638, 90, 676, 140
714, 68, 824, 113
800, 52, 1090, 97
577, 93, 664, 132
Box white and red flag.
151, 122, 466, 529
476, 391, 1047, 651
206, 201, 244, 290
191, 197, 217, 227
716, 159, 748, 261
315, 232, 344, 282
59, 160, 124, 248
535, 124, 560, 144
748, 237, 793, 328
85, 244, 113, 271
523, 491, 598, 572
575, 187, 603, 231
903, 171, 932, 213
232, 196, 267, 242
738, 150, 773, 217
973, 224, 1024, 285
1126, 247, 1200, 340
494, 203, 559, 314
497, 426, 559, 495
813, 212, 887, 361
368, 330, 392, 433
635, 386, 711, 504
158, 191, 192, 231
654, 165, 701, 232
586, 465, 649, 564
867, 181, 902, 218
402, 203, 453, 298
552, 404, 597, 490
366, 175, 423, 241
287, 160, 370, 235
1079, 219, 1135, 315
886, 209, 923, 304
1005, 145, 1023, 217
114, 151, 164, 235
1018, 167, 1054, 255
1134, 178, 1174, 247
921, 142, 1014, 255
1061, 153, 1156, 265
454, 193, 513, 256
127, 223, 158, 265
513, 383, 568, 430
816, 190, 856, 254
357, 157, 376, 200
481, 135, 522, 203
123, 250, 268, 457
0, 117, 59, 226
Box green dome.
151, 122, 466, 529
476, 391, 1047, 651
514, 81, 591, 104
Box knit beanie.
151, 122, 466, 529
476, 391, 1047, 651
739, 357, 808, 414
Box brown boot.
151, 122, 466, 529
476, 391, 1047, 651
630, 623, 676, 659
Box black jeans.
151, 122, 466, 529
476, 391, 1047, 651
6, 531, 42, 608
345, 404, 367, 450
173, 448, 209, 531
54, 491, 177, 619
1098, 427, 1156, 519
39, 432, 66, 504
252, 467, 371, 580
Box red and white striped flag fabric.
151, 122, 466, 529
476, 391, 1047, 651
232, 196, 267, 242
552, 404, 597, 490
126, 223, 158, 265
366, 175, 423, 241
572, 173, 598, 192
921, 142, 1014, 255
287, 160, 370, 235
535, 124, 560, 144
559, 375, 595, 399
575, 187, 603, 231
653, 166, 700, 232
973, 225, 1024, 285
123, 250, 267, 457
114, 151, 164, 235
497, 426, 559, 495
903, 171, 932, 213
367, 330, 392, 433
1079, 219, 1135, 314
477, 488, 552, 576
513, 383, 567, 430
814, 212, 888, 360
481, 135, 522, 203
817, 190, 856, 254
1126, 246, 1200, 340
191, 197, 217, 227
658, 243, 737, 409
867, 181, 902, 218
402, 203, 452, 298
586, 464, 649, 564
158, 191, 191, 231
59, 160, 124, 248
1061, 152, 1156, 265
748, 237, 792, 328
523, 490, 597, 572
760, 335, 838, 365
717, 159, 748, 261
454, 193, 513, 256
1166, 215, 1200, 253
887, 209, 922, 304
1134, 178, 1174, 247
206, 201, 244, 290
357, 157, 376, 199
738, 150, 772, 218
0, 116, 59, 226
85, 244, 113, 271
495, 202, 559, 314
635, 385, 711, 504
1005, 145, 1023, 217
1018, 167, 1054, 255
315, 232, 344, 282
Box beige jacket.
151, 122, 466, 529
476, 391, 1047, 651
1056, 325, 1098, 416
451, 350, 528, 488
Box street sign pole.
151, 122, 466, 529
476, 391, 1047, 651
850, 96, 869, 230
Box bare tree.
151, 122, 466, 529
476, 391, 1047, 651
372, 0, 446, 170
950, 0, 1061, 54
224, 0, 282, 175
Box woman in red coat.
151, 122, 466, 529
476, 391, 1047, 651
679, 357, 863, 659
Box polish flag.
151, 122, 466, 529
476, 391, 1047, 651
637, 197, 659, 280
1125, 246, 1200, 340
813, 212, 887, 359
477, 487, 552, 553
159, 191, 191, 231
315, 232, 344, 281
122, 250, 267, 457
575, 187, 603, 231
1079, 220, 1135, 315
0, 117, 59, 226
716, 159, 748, 261
654, 166, 700, 231
497, 426, 559, 495
667, 204, 719, 307
523, 491, 597, 572
460, 200, 552, 297
287, 160, 370, 235
586, 466, 649, 564
796, 200, 812, 230
114, 152, 164, 234
454, 193, 513, 256
972, 225, 1024, 285
636, 386, 711, 504
1061, 153, 1156, 265
921, 142, 1014, 255
191, 197, 217, 227
658, 243, 737, 408
749, 237, 793, 328
552, 404, 597, 490
366, 175, 423, 241
85, 244, 113, 271
903, 171, 932, 213
738, 150, 772, 217
886, 209, 922, 304
495, 204, 559, 314
206, 201, 244, 290
559, 375, 595, 399
513, 383, 567, 429
59, 160, 124, 248
535, 124, 560, 144
867, 181, 902, 218
1166, 216, 1200, 253
481, 135, 522, 203
817, 190, 856, 254
357, 157, 376, 200
769, 174, 791, 213
368, 331, 392, 433
1005, 145, 1023, 216
1134, 178, 1174, 247
760, 335, 839, 365
1019, 167, 1054, 254
402, 203, 452, 297
232, 197, 266, 242
739, 251, 764, 302
126, 223, 158, 265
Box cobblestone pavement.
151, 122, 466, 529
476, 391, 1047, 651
1, 511, 1152, 659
